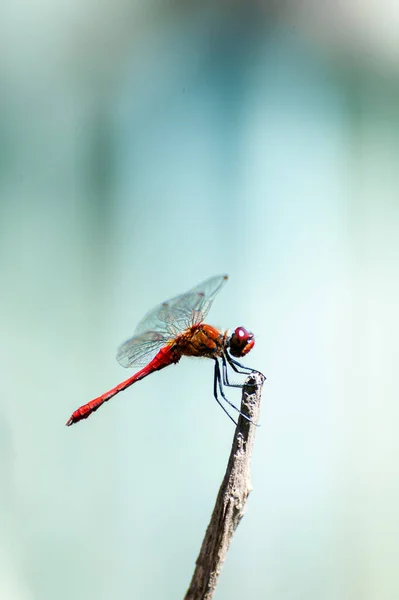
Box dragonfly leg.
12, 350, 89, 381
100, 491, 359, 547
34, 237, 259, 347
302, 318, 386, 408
226, 352, 259, 376
213, 359, 238, 426
214, 359, 259, 426
221, 354, 243, 388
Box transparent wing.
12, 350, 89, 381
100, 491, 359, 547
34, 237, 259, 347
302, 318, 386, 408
134, 274, 228, 335
116, 274, 228, 369
116, 331, 169, 368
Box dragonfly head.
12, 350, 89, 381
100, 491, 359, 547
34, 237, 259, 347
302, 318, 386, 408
228, 327, 255, 357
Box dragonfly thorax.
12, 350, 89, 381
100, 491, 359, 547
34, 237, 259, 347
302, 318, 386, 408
175, 323, 225, 359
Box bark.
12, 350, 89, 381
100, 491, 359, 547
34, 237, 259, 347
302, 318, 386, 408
184, 370, 265, 600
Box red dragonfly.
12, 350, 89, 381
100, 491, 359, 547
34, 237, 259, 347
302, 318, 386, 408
66, 275, 257, 426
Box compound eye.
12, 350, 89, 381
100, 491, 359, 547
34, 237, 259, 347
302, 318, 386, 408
229, 327, 255, 357
235, 327, 249, 342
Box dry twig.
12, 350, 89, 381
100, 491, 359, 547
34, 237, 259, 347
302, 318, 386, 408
184, 371, 265, 600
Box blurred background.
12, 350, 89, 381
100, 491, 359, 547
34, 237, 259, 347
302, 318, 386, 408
1, 1, 398, 599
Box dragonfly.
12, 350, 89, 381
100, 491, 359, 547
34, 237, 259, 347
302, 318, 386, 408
66, 275, 258, 427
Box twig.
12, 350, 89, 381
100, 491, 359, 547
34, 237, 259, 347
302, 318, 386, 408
184, 371, 265, 600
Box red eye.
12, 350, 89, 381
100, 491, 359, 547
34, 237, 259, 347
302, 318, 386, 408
229, 326, 255, 357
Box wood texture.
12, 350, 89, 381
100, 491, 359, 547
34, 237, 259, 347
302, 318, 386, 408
184, 371, 265, 600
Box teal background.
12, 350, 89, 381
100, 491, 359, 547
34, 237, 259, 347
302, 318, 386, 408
1, 3, 398, 599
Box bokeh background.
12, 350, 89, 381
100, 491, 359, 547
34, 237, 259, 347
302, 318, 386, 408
1, 1, 399, 599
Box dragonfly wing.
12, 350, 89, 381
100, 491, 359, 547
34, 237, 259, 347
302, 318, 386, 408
116, 331, 169, 368
134, 274, 228, 335
170, 274, 228, 325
